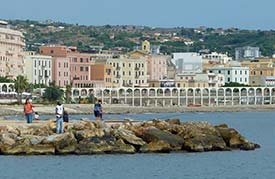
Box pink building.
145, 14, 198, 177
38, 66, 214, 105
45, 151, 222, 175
40, 45, 70, 87
146, 55, 168, 81
68, 51, 94, 87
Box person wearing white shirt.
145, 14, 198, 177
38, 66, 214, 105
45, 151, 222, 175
55, 101, 64, 133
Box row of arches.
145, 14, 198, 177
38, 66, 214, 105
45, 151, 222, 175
0, 83, 15, 93
70, 87, 275, 106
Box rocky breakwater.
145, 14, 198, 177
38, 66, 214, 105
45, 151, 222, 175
0, 119, 260, 155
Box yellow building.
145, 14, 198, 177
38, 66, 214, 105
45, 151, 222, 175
241, 58, 275, 86
107, 57, 148, 87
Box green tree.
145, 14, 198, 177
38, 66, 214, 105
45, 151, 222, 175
65, 84, 72, 104
223, 82, 249, 87
43, 84, 64, 102
0, 76, 13, 83
14, 75, 29, 104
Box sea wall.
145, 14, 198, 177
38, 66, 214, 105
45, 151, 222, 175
0, 119, 260, 155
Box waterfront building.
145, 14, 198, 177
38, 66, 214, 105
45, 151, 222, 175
90, 62, 113, 88
202, 52, 232, 64
235, 46, 261, 61
208, 66, 249, 85
241, 58, 275, 86
107, 57, 148, 87
25, 51, 52, 86
68, 51, 93, 87
40, 45, 70, 87
146, 55, 168, 81
0, 21, 25, 79
172, 53, 203, 73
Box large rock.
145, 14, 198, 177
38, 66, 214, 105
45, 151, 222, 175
136, 126, 184, 150
140, 141, 171, 153
215, 124, 260, 150
74, 128, 105, 141
43, 132, 77, 154
0, 135, 55, 155
114, 128, 145, 146
181, 122, 227, 152
76, 135, 116, 154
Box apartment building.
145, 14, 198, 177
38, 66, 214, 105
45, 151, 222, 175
146, 55, 168, 81
0, 21, 25, 79
208, 66, 249, 85
107, 57, 148, 87
241, 58, 275, 86
40, 45, 71, 87
25, 51, 52, 85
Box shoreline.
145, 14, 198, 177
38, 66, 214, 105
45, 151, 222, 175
0, 104, 275, 116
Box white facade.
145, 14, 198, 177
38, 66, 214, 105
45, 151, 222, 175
202, 52, 232, 64
172, 53, 202, 73
208, 66, 249, 85
207, 73, 225, 87
25, 52, 52, 85
0, 25, 25, 79
107, 58, 148, 87
235, 46, 261, 61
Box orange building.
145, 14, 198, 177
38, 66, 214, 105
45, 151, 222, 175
90, 63, 113, 88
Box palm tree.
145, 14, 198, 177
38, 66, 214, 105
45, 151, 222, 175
14, 75, 29, 104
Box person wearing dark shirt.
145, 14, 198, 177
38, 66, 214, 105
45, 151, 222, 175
94, 100, 103, 120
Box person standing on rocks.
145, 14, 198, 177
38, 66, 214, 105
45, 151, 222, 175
94, 100, 103, 120
55, 101, 64, 133
24, 98, 34, 124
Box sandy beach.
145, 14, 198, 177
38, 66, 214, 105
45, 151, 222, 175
0, 104, 275, 116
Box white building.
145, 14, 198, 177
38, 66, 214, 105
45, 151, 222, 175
172, 53, 202, 73
202, 52, 232, 64
208, 66, 249, 85
25, 52, 52, 86
0, 21, 25, 79
207, 73, 225, 87
235, 46, 261, 61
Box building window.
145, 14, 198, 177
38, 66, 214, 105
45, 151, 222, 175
240, 71, 242, 75
235, 70, 237, 75
227, 77, 230, 82
245, 78, 247, 82
123, 63, 125, 67
245, 71, 247, 75
34, 60, 36, 67
85, 67, 88, 71
129, 63, 131, 67
227, 70, 230, 75
240, 78, 242, 82
218, 70, 221, 74
59, 63, 61, 68
80, 67, 84, 71
260, 71, 263, 75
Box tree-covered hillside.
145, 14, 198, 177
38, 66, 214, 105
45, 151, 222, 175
7, 19, 275, 57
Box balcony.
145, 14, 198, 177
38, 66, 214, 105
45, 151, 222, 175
135, 67, 140, 71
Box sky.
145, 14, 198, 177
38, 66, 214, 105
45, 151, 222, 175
1, 0, 275, 29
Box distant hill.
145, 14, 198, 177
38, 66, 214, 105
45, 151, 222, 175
7, 19, 275, 57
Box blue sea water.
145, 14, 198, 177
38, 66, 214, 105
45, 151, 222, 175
1, 112, 275, 179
